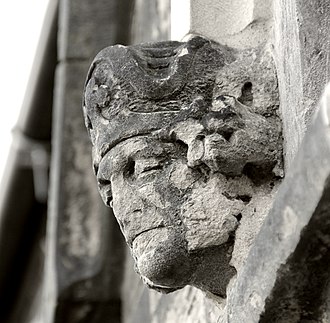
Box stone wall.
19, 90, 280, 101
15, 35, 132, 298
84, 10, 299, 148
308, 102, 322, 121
274, 0, 330, 168
45, 1, 132, 322
45, 1, 330, 322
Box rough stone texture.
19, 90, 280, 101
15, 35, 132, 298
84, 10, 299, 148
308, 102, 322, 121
83, 36, 282, 298
148, 287, 223, 323
274, 0, 330, 168
223, 85, 330, 323
122, 249, 225, 323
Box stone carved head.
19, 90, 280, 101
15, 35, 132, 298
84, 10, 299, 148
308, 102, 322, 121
83, 36, 282, 296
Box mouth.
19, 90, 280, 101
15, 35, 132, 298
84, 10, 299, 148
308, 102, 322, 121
129, 224, 166, 246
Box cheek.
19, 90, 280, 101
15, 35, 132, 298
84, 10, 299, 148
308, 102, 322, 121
111, 174, 170, 218
134, 182, 170, 209
111, 175, 143, 215
111, 174, 168, 245
169, 160, 200, 190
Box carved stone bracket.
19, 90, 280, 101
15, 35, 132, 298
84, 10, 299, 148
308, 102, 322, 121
83, 36, 283, 297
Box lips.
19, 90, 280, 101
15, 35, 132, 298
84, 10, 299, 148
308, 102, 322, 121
130, 224, 166, 246
114, 206, 166, 247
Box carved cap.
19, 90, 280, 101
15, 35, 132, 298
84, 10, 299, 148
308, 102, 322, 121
82, 36, 235, 170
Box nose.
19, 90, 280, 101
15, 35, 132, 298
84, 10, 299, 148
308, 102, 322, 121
97, 176, 113, 207
96, 155, 113, 207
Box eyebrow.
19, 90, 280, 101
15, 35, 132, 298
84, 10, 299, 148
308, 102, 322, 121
107, 140, 175, 172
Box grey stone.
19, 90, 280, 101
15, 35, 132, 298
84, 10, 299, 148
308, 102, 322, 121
46, 61, 125, 322
190, 0, 273, 49
131, 0, 170, 44
274, 0, 330, 168
82, 36, 282, 297
225, 85, 330, 323
58, 0, 134, 60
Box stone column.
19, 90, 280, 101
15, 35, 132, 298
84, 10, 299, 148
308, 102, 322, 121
44, 1, 133, 322
274, 0, 330, 167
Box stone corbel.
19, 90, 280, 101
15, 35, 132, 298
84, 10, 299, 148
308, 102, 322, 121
82, 36, 283, 297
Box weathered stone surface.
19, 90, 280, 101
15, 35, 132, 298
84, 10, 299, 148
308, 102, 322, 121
122, 251, 224, 323
45, 1, 134, 322
224, 85, 330, 323
274, 0, 330, 168
55, 62, 105, 292
83, 36, 282, 297
45, 61, 125, 323
58, 0, 133, 60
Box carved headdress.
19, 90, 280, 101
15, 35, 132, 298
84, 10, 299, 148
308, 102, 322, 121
83, 37, 235, 173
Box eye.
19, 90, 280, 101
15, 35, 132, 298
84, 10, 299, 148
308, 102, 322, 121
134, 159, 164, 178
97, 178, 111, 187
140, 164, 163, 174
238, 81, 253, 106
124, 159, 136, 176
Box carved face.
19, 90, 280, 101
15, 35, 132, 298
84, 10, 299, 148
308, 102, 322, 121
95, 97, 280, 293
98, 136, 194, 290
97, 134, 239, 293
83, 37, 282, 295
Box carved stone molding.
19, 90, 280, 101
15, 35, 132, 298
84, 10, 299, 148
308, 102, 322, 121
82, 36, 282, 297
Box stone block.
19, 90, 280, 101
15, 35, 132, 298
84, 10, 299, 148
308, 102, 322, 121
225, 85, 330, 322
45, 61, 126, 322
58, 0, 133, 60
274, 0, 330, 167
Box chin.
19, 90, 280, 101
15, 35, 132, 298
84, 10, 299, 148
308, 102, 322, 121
133, 228, 193, 290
